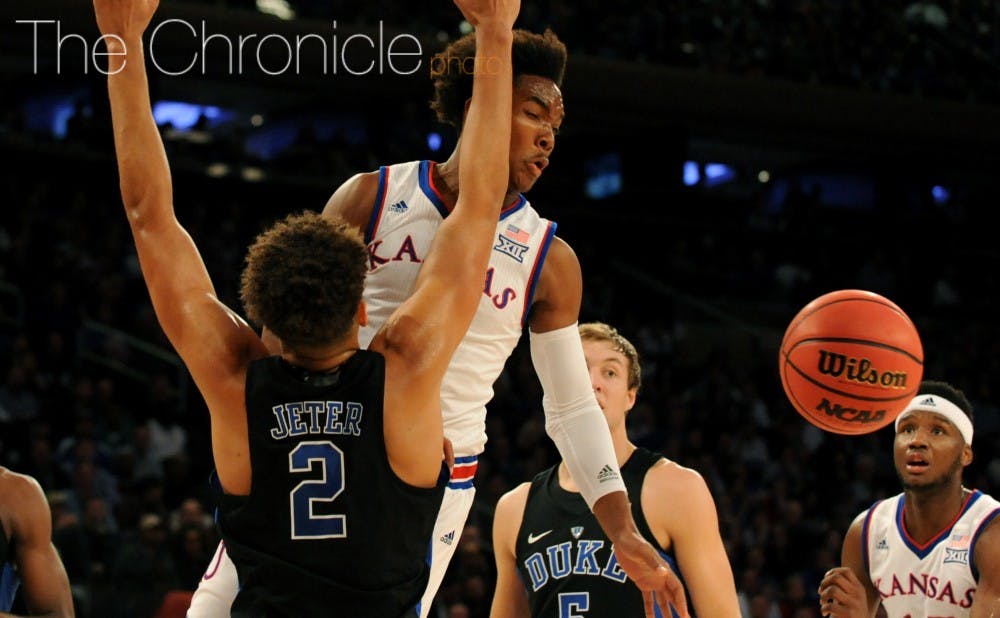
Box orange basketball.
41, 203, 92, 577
779, 289, 924, 435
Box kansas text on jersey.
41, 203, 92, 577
864, 489, 1000, 617
359, 160, 557, 458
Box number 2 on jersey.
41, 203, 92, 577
289, 441, 346, 539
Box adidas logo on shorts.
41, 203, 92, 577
440, 530, 455, 545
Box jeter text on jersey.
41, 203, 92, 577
269, 401, 364, 440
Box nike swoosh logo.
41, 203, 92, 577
527, 530, 552, 544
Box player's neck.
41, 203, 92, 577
280, 342, 359, 374
436, 144, 519, 209
902, 483, 970, 543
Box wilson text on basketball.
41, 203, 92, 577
816, 350, 910, 389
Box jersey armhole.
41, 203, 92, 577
521, 221, 558, 327
861, 499, 883, 580
364, 166, 390, 244
970, 507, 1000, 581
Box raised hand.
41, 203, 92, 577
93, 0, 159, 42
452, 0, 520, 29
614, 532, 690, 618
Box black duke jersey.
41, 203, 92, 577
515, 448, 689, 618
214, 352, 446, 618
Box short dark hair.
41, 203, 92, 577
240, 212, 366, 349
430, 28, 568, 129
917, 379, 974, 424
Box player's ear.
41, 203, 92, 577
961, 444, 973, 467
357, 300, 368, 327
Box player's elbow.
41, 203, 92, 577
122, 192, 171, 231
542, 396, 594, 435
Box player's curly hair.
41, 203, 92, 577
579, 322, 642, 392
917, 380, 974, 423
240, 212, 366, 349
430, 28, 567, 129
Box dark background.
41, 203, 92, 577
0, 1, 998, 616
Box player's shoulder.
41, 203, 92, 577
324, 167, 391, 229
846, 499, 886, 536
850, 509, 870, 529
0, 468, 47, 517
977, 504, 1000, 543
976, 488, 1000, 507
0, 467, 41, 495
644, 457, 709, 494
537, 235, 581, 281
495, 481, 532, 516
864, 493, 903, 518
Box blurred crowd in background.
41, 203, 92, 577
2, 1, 999, 617
173, 0, 1000, 105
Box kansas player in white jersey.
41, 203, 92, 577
359, 159, 555, 459
189, 25, 688, 618
819, 380, 1000, 617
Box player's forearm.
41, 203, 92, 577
106, 36, 173, 226
458, 24, 513, 218
591, 491, 642, 543
530, 325, 628, 510
435, 24, 514, 306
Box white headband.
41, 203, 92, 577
895, 394, 973, 445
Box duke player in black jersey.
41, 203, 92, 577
93, 0, 519, 615
491, 323, 739, 618
0, 467, 74, 618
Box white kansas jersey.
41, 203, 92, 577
864, 489, 1000, 617
358, 160, 557, 457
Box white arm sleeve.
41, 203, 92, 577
530, 323, 626, 508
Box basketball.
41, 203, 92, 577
779, 289, 924, 435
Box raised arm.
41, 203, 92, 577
94, 0, 262, 395
0, 472, 73, 618
370, 0, 518, 486
971, 517, 1000, 618
528, 243, 689, 617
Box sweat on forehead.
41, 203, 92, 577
517, 77, 564, 110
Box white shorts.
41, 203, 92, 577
418, 455, 478, 618
186, 539, 238, 617
187, 456, 479, 618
